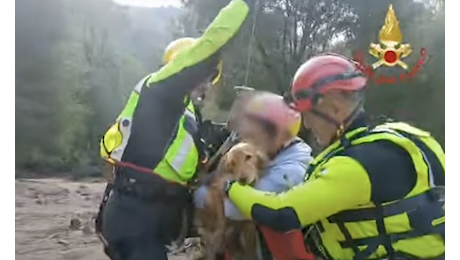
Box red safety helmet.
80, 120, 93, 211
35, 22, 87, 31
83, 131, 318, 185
288, 53, 367, 112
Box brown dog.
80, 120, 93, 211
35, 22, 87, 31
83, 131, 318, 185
196, 142, 269, 260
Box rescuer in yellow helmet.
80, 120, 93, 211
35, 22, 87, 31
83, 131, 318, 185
163, 37, 223, 107
95, 0, 255, 259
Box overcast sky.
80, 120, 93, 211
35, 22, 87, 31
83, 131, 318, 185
113, 0, 182, 8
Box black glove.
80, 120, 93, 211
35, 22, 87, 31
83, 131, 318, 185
200, 120, 231, 157
200, 120, 225, 138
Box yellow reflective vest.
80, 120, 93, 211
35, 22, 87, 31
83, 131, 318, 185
100, 83, 200, 184
153, 101, 200, 183
306, 122, 445, 260
98, 0, 250, 185
228, 122, 445, 259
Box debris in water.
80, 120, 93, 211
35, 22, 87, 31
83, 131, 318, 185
69, 218, 82, 230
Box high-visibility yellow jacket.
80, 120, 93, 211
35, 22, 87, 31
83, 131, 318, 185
99, 0, 251, 184
228, 121, 445, 259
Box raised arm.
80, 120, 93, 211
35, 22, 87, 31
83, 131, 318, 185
147, 0, 252, 100
109, 0, 253, 169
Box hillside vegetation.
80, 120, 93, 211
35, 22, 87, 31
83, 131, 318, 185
16, 0, 445, 177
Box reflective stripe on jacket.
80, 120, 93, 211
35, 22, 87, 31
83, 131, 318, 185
99, 0, 250, 184
100, 94, 200, 184
153, 101, 200, 183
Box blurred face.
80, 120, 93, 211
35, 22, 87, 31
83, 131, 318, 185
301, 93, 342, 147
227, 92, 254, 131
301, 91, 355, 147
190, 81, 212, 107
302, 111, 334, 147
238, 115, 282, 155
190, 67, 222, 106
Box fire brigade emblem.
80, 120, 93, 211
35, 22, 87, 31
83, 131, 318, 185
369, 5, 412, 70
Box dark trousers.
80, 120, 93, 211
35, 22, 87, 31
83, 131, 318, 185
101, 169, 193, 260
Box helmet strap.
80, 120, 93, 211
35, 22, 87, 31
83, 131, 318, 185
311, 98, 363, 145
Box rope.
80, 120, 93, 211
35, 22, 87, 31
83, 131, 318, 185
243, 0, 261, 86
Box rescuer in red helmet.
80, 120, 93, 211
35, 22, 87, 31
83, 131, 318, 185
222, 53, 445, 260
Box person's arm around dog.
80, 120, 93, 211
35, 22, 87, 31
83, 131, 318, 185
223, 140, 312, 220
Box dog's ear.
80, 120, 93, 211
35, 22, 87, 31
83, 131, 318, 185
255, 150, 269, 169
222, 152, 236, 172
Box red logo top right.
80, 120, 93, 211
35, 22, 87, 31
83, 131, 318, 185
353, 4, 428, 85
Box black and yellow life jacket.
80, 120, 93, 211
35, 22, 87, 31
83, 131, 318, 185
305, 122, 445, 260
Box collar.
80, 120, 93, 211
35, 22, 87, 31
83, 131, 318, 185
267, 138, 301, 166
312, 113, 369, 166
325, 112, 367, 147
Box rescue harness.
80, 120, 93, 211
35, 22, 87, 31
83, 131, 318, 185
304, 123, 445, 260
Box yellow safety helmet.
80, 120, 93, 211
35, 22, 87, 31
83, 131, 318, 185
162, 37, 223, 85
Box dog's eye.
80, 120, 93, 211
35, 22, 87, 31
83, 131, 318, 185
244, 154, 252, 161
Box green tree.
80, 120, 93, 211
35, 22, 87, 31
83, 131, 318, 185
15, 0, 181, 177
179, 0, 445, 148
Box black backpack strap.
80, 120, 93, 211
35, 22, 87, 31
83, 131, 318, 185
257, 228, 274, 260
